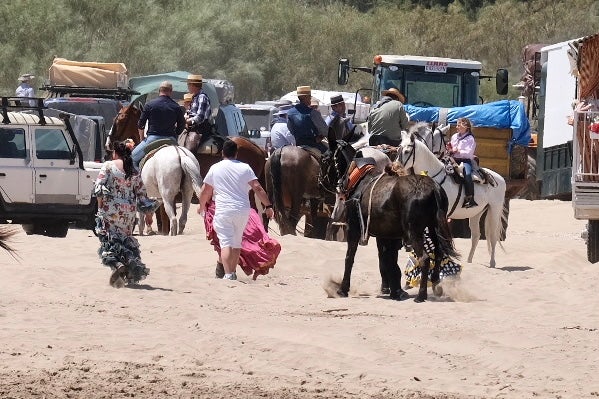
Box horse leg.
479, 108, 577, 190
160, 197, 178, 236
484, 203, 503, 269
338, 210, 361, 297
305, 199, 319, 238
376, 237, 407, 300
157, 206, 169, 235
411, 242, 429, 302
428, 229, 444, 297
178, 180, 193, 235
467, 213, 483, 264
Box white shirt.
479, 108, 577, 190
270, 121, 295, 148
204, 159, 257, 212
16, 83, 35, 106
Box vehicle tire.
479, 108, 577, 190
21, 223, 40, 235
516, 155, 539, 200
587, 220, 599, 263
44, 222, 69, 238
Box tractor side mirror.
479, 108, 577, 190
496, 68, 509, 95
338, 58, 350, 86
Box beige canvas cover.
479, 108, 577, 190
49, 58, 129, 89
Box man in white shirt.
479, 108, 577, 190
198, 140, 274, 280
15, 74, 36, 107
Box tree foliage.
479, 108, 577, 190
1, 0, 598, 103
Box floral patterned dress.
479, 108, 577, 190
94, 161, 158, 284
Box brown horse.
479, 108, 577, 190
265, 146, 330, 238
0, 226, 16, 255
109, 105, 267, 234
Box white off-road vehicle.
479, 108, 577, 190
0, 97, 100, 237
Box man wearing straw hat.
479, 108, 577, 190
15, 74, 36, 107
368, 87, 409, 146
185, 74, 213, 140
287, 85, 328, 153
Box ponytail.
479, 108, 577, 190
113, 140, 136, 179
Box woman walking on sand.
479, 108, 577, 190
94, 140, 159, 288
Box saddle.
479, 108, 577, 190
442, 156, 497, 187
139, 139, 176, 171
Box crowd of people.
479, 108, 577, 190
84, 71, 476, 289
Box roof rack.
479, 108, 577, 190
42, 85, 140, 101
1, 96, 47, 125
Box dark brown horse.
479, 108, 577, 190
330, 140, 459, 302
0, 226, 16, 255
265, 146, 330, 238
109, 105, 267, 234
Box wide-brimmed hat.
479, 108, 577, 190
381, 88, 406, 103
296, 85, 311, 96
183, 93, 193, 102
185, 74, 203, 84
18, 74, 34, 82
330, 94, 344, 106
276, 104, 292, 116
310, 97, 320, 107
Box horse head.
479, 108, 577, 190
410, 122, 448, 158
108, 105, 142, 151
397, 130, 416, 170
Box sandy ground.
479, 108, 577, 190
1, 199, 598, 399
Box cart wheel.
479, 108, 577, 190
587, 220, 599, 263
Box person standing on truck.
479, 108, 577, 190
94, 140, 159, 288
131, 81, 185, 168
287, 85, 328, 153
368, 87, 409, 146
326, 94, 360, 143
15, 74, 36, 107
185, 74, 213, 141
446, 117, 478, 208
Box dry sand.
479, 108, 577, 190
1, 199, 598, 398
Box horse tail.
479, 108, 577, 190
0, 226, 17, 257
269, 147, 285, 225
486, 198, 509, 254
178, 146, 203, 194
433, 184, 460, 260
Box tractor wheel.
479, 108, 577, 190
587, 220, 599, 263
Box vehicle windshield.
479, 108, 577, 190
240, 109, 272, 131
376, 65, 477, 108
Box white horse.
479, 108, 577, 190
397, 129, 507, 268
140, 145, 202, 236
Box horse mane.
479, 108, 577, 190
409, 121, 432, 136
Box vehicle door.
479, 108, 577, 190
32, 127, 80, 204
0, 126, 33, 203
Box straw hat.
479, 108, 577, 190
18, 74, 34, 82
186, 74, 203, 84
381, 88, 406, 103
183, 93, 193, 102
310, 97, 320, 107
296, 85, 311, 96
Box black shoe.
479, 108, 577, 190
462, 197, 478, 208
215, 261, 225, 279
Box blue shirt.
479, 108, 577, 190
189, 91, 211, 125
138, 95, 185, 137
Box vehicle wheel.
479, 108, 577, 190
21, 223, 40, 235
44, 222, 69, 238
516, 155, 539, 200
587, 220, 599, 263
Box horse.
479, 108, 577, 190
138, 144, 203, 236
109, 105, 267, 233
397, 128, 507, 268
329, 139, 459, 302
266, 146, 328, 238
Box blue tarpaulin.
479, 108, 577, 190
404, 100, 531, 150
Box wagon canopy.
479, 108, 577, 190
404, 100, 531, 148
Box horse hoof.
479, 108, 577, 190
337, 289, 348, 298
147, 230, 156, 236
433, 284, 443, 297
390, 289, 409, 301
414, 296, 427, 303
380, 285, 391, 295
